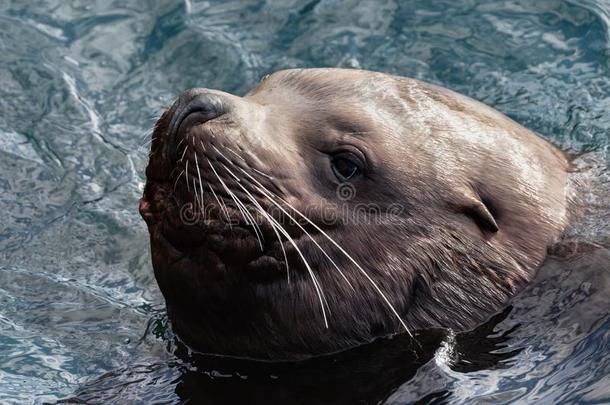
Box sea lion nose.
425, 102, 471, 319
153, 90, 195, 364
166, 89, 228, 160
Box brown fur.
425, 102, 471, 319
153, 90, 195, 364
141, 68, 571, 360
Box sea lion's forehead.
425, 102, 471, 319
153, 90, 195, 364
250, 69, 399, 104
248, 68, 409, 138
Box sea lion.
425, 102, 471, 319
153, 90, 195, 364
140, 68, 571, 360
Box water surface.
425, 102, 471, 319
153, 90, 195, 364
0, 0, 608, 403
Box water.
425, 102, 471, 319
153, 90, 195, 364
0, 0, 608, 403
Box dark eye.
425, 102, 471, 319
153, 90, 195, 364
331, 154, 362, 181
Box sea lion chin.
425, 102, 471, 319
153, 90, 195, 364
140, 68, 572, 360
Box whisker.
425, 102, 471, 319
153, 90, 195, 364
206, 158, 264, 251
176, 138, 185, 151
252, 167, 274, 180
138, 135, 157, 152
185, 159, 190, 192
139, 137, 154, 151
218, 160, 353, 288
207, 182, 232, 228
230, 173, 291, 284
220, 157, 365, 319
138, 130, 150, 142
223, 165, 355, 291
173, 170, 185, 191
205, 155, 329, 326
213, 145, 274, 182
180, 144, 188, 162
192, 178, 200, 211
194, 153, 205, 214
239, 187, 329, 325
235, 165, 411, 336
168, 165, 181, 179
212, 145, 232, 164
219, 161, 355, 291
264, 203, 330, 325
225, 146, 244, 161
230, 191, 265, 251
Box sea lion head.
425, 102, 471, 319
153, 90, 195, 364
140, 68, 570, 360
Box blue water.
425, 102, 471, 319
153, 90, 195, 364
0, 1, 609, 403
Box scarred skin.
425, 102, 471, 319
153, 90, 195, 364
140, 68, 571, 360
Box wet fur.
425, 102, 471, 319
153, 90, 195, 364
142, 68, 571, 360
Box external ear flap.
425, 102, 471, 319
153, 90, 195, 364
457, 189, 499, 233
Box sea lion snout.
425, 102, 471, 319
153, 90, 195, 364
165, 89, 230, 160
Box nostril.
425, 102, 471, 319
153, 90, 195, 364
165, 90, 228, 160
183, 93, 226, 121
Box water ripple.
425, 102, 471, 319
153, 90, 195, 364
0, 0, 608, 403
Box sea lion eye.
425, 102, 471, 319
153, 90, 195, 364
331, 154, 362, 181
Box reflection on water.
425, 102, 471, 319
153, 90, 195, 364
0, 0, 608, 403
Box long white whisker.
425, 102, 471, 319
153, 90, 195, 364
225, 146, 244, 161
236, 165, 411, 336
192, 178, 200, 211
268, 212, 329, 326
207, 183, 232, 229
239, 190, 329, 325
176, 138, 185, 151
209, 155, 329, 326
185, 159, 190, 192
173, 170, 185, 191
138, 136, 154, 151
206, 158, 264, 251
230, 192, 265, 251
252, 168, 274, 180
230, 173, 291, 285
219, 161, 354, 291
194, 153, 205, 214
212, 145, 274, 182
138, 130, 151, 143
179, 144, 188, 162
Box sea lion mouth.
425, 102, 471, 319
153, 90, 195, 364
141, 171, 292, 281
